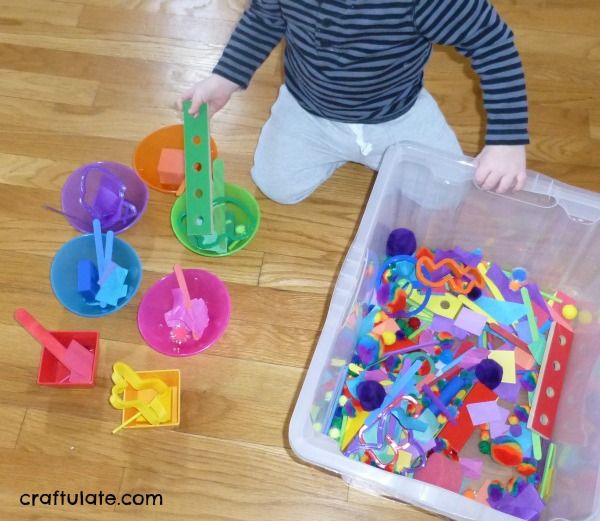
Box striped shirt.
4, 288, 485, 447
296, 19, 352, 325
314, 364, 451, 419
213, 0, 529, 145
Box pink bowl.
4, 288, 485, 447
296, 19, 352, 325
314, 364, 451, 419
137, 269, 231, 356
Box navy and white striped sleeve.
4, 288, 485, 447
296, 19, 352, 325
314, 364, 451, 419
413, 0, 529, 145
213, 1, 286, 89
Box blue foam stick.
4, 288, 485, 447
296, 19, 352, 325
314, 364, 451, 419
77, 259, 99, 301
92, 218, 104, 274
104, 230, 114, 269
428, 376, 465, 416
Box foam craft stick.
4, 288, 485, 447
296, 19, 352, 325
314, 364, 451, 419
487, 323, 529, 351
212, 158, 227, 253
173, 264, 199, 341
182, 100, 214, 236
477, 262, 504, 301
97, 261, 117, 286
438, 382, 497, 452
15, 308, 95, 383
104, 230, 114, 272
528, 321, 574, 439
521, 287, 546, 364
92, 218, 104, 273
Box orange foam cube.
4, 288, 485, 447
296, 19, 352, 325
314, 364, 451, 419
158, 148, 185, 186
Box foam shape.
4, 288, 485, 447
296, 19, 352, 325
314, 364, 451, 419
489, 350, 517, 384
372, 318, 400, 335
414, 452, 463, 493
528, 321, 574, 439
460, 458, 483, 480
467, 400, 506, 426
438, 383, 497, 452
183, 100, 214, 236
15, 308, 96, 384
454, 307, 488, 336
77, 259, 99, 301
95, 266, 128, 306
475, 296, 528, 325
395, 449, 413, 471
158, 148, 185, 186
340, 410, 369, 451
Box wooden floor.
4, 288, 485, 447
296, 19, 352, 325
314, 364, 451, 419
1, 1, 599, 520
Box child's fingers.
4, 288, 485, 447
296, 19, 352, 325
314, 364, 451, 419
474, 162, 491, 186
480, 170, 501, 191
189, 91, 205, 116
513, 171, 527, 192
177, 87, 195, 111
496, 174, 515, 194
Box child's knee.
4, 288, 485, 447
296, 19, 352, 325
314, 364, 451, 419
251, 166, 308, 205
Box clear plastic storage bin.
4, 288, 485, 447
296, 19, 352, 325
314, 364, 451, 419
290, 143, 600, 521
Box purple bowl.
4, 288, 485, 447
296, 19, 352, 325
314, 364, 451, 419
61, 162, 149, 234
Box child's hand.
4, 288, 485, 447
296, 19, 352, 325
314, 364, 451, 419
474, 144, 527, 193
177, 74, 240, 117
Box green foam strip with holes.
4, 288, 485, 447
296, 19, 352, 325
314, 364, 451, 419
183, 100, 213, 236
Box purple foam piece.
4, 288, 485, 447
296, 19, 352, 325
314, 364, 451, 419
495, 381, 522, 403
525, 283, 551, 316
490, 484, 545, 521
452, 246, 483, 267
486, 264, 521, 303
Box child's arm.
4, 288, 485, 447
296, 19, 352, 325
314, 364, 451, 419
180, 1, 286, 116
413, 0, 528, 192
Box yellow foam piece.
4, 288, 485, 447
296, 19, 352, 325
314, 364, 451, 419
340, 411, 369, 451
477, 262, 504, 301
488, 351, 517, 384
394, 449, 413, 471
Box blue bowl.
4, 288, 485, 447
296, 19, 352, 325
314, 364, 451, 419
50, 234, 142, 317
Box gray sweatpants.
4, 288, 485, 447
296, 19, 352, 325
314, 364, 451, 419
251, 85, 462, 204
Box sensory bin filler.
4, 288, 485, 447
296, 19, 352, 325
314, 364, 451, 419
15, 102, 249, 433
290, 143, 600, 521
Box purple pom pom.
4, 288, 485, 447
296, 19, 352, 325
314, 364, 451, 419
467, 287, 482, 300
475, 359, 504, 390
357, 380, 387, 411
386, 228, 417, 257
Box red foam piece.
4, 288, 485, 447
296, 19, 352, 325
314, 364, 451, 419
528, 321, 574, 439
439, 382, 497, 452
414, 452, 463, 493
158, 148, 185, 186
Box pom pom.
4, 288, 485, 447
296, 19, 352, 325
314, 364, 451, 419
467, 287, 482, 300
488, 482, 505, 502
395, 329, 405, 340
562, 304, 578, 320
356, 380, 386, 411
386, 228, 417, 257
491, 436, 523, 467
408, 317, 421, 329
475, 358, 504, 390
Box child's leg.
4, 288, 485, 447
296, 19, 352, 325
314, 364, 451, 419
358, 89, 463, 171
251, 85, 351, 204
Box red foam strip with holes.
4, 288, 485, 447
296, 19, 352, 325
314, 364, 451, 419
528, 322, 573, 439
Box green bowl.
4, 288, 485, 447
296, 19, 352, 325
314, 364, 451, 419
171, 183, 260, 257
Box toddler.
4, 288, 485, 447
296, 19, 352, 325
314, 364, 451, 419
180, 0, 529, 202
